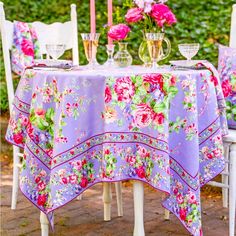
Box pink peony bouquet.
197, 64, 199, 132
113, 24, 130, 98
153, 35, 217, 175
125, 0, 176, 31
108, 23, 131, 41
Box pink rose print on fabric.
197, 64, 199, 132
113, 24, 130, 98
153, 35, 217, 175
21, 38, 34, 57
37, 194, 47, 206
221, 79, 232, 98
105, 86, 112, 103
153, 112, 165, 125
114, 77, 135, 102
13, 133, 24, 144
125, 7, 144, 23
143, 74, 164, 93
132, 103, 154, 128
136, 166, 146, 178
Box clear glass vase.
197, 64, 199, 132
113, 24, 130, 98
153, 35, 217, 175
114, 42, 132, 68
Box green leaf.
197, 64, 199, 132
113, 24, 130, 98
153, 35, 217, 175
153, 102, 166, 113
135, 76, 143, 86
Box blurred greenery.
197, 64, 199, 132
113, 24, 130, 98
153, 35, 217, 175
0, 0, 234, 113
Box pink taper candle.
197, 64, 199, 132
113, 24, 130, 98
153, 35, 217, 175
90, 0, 96, 33
108, 0, 113, 45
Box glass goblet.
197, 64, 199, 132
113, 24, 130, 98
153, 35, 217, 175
45, 44, 66, 60
81, 33, 100, 68
178, 43, 200, 61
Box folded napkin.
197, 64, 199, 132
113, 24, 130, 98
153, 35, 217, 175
11, 21, 41, 75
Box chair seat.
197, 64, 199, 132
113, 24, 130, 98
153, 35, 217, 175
223, 129, 236, 143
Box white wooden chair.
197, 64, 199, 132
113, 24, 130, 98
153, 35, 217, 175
0, 2, 123, 236
206, 5, 236, 236
163, 5, 236, 236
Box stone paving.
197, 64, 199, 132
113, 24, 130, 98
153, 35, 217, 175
0, 172, 230, 236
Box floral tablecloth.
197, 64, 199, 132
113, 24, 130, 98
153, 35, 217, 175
6, 64, 228, 236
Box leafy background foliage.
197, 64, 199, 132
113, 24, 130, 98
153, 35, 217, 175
0, 0, 234, 113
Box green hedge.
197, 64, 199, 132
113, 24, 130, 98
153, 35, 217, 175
0, 0, 234, 113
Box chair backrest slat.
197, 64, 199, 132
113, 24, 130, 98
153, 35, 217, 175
0, 2, 78, 114
230, 4, 236, 48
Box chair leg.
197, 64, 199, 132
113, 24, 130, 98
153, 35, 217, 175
40, 211, 49, 236
222, 144, 230, 208
103, 182, 112, 221
115, 182, 123, 217
133, 181, 145, 236
164, 209, 170, 220
229, 143, 236, 236
11, 146, 20, 210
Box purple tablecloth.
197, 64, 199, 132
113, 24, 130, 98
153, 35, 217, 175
6, 64, 228, 236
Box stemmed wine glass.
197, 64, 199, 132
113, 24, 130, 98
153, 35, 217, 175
81, 33, 100, 68
178, 43, 200, 63
45, 44, 66, 60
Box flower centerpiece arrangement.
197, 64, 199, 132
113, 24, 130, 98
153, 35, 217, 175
124, 0, 177, 67
107, 23, 133, 67
125, 0, 176, 32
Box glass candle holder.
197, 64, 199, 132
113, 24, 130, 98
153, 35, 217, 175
104, 44, 115, 67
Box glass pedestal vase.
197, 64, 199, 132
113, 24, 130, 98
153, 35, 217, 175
114, 42, 132, 68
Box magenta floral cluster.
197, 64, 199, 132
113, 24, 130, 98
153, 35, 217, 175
107, 0, 176, 41
126, 0, 176, 28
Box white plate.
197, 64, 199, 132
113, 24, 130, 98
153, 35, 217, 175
169, 60, 206, 67
34, 59, 72, 67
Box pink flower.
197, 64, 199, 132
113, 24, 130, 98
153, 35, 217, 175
39, 170, 47, 177
170, 76, 177, 86
37, 181, 46, 191
17, 22, 29, 33
108, 24, 130, 41
126, 155, 136, 165
37, 194, 47, 206
13, 133, 24, 144
35, 108, 46, 117
137, 146, 149, 158
207, 153, 213, 159
80, 177, 88, 188
114, 77, 135, 102
102, 106, 117, 124
173, 187, 178, 195
210, 75, 218, 86
21, 38, 34, 57
125, 8, 143, 23
221, 80, 232, 98
105, 86, 112, 103
176, 193, 184, 204
153, 112, 165, 125
132, 103, 154, 128
187, 191, 197, 204
134, 0, 154, 13
27, 123, 34, 139
35, 176, 41, 184
62, 177, 68, 184
179, 208, 187, 221
213, 148, 222, 158
143, 74, 164, 92
151, 4, 177, 27
136, 167, 146, 178
21, 116, 29, 126
69, 174, 78, 184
